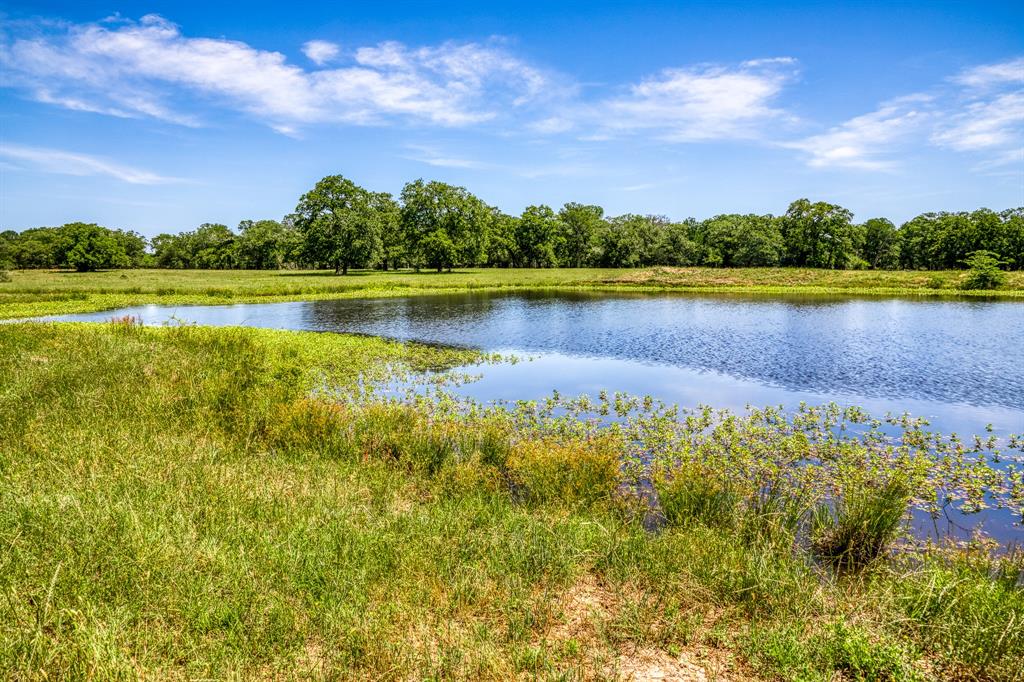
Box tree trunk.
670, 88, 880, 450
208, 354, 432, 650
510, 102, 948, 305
343, 263, 349, 275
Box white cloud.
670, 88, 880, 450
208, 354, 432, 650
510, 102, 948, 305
952, 57, 1024, 88
528, 116, 575, 134
932, 91, 1024, 151
0, 144, 178, 184
0, 15, 553, 131
782, 56, 1024, 171
595, 57, 798, 141
931, 57, 1024, 165
302, 40, 339, 66
785, 97, 929, 170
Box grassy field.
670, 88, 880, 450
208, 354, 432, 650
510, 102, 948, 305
2, 266, 1024, 319
2, 320, 1022, 680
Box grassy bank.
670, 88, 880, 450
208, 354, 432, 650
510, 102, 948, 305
2, 266, 1024, 319
1, 321, 1021, 680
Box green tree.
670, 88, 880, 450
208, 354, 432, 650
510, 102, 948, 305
486, 210, 521, 267
151, 233, 189, 268
187, 223, 237, 269
400, 180, 491, 272
0, 230, 13, 281
55, 223, 130, 272
781, 199, 856, 269
1001, 208, 1024, 270
860, 218, 901, 269
0, 230, 17, 271
597, 215, 645, 267
516, 205, 560, 267
962, 250, 1007, 290
374, 193, 404, 271
696, 214, 784, 267
295, 175, 382, 275
556, 203, 604, 267
8, 227, 61, 268
632, 215, 669, 266
236, 219, 295, 270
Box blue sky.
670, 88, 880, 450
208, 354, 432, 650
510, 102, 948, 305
1, 0, 1022, 236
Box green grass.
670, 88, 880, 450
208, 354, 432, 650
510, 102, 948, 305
1, 321, 1021, 679
2, 266, 1023, 319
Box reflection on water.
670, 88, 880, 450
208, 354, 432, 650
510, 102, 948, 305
47, 290, 1024, 435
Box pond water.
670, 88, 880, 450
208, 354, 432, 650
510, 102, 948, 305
47, 290, 1024, 436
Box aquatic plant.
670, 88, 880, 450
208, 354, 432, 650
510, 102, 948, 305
811, 473, 913, 570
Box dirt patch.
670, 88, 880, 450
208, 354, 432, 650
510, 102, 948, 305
544, 576, 758, 681
609, 647, 713, 681
607, 267, 694, 286
547, 574, 619, 642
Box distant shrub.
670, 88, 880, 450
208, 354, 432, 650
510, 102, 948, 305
507, 435, 621, 505
0, 268, 10, 283
961, 250, 1007, 290
845, 255, 870, 270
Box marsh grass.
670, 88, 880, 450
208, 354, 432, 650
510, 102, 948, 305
1, 321, 1022, 679
656, 462, 741, 530
812, 474, 914, 571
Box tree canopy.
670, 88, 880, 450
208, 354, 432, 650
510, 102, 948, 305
294, 175, 389, 275
400, 180, 491, 272
2, 175, 1021, 274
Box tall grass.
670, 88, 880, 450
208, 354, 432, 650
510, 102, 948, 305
812, 474, 913, 570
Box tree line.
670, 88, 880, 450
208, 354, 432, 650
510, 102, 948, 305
2, 175, 1022, 272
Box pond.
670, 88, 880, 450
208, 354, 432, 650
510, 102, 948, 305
47, 290, 1024, 437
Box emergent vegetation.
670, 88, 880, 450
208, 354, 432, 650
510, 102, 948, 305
3, 175, 1022, 275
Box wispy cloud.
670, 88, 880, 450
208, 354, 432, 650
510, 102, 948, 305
520, 58, 799, 144
933, 57, 1024, 163
402, 144, 488, 169
932, 92, 1024, 151
0, 144, 178, 184
3, 13, 1022, 179
784, 97, 929, 170
951, 57, 1024, 88
585, 57, 799, 142
783, 55, 1024, 171
1, 14, 554, 131
302, 40, 340, 66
